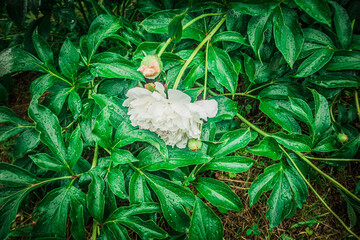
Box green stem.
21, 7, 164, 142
90, 219, 99, 240
158, 38, 172, 57
235, 113, 269, 137
282, 147, 360, 240
183, 12, 225, 29
306, 156, 360, 162
203, 40, 210, 100
295, 151, 360, 203
355, 90, 360, 121
246, 82, 273, 94
91, 143, 99, 168
157, 12, 225, 58
173, 15, 226, 90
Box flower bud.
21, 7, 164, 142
137, 55, 163, 79
188, 139, 202, 151
337, 133, 348, 143
145, 83, 157, 92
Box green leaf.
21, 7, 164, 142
32, 187, 71, 238
311, 89, 330, 142
273, 6, 304, 68
13, 129, 40, 158
310, 73, 360, 88
145, 173, 195, 232
129, 172, 152, 204
108, 168, 127, 199
212, 31, 248, 45
294, 48, 334, 78
259, 98, 301, 133
209, 128, 252, 157
188, 197, 224, 240
67, 126, 83, 167
208, 46, 238, 94
168, 10, 187, 43
202, 156, 254, 173
141, 10, 179, 34
103, 223, 130, 240
59, 38, 79, 80
0, 48, 45, 77
90, 52, 144, 81
92, 94, 129, 127
249, 162, 308, 229
46, 86, 72, 115
289, 97, 313, 131
68, 90, 82, 120
1, 125, 28, 143
209, 96, 238, 122
107, 202, 162, 219
30, 74, 56, 99
182, 60, 205, 89
303, 28, 335, 47
0, 187, 30, 239
114, 122, 168, 160
106, 203, 167, 239
193, 177, 243, 211
111, 149, 139, 165
247, 137, 283, 160
30, 153, 68, 171
92, 106, 114, 149
228, 0, 280, 16
32, 29, 54, 68
29, 103, 70, 169
0, 162, 40, 187
143, 148, 211, 171
70, 196, 87, 240
272, 133, 311, 152
87, 15, 122, 61
87, 173, 105, 223
0, 106, 31, 126
329, 1, 352, 49
243, 53, 256, 83
133, 42, 161, 60
293, 0, 331, 26
324, 51, 360, 71
247, 12, 272, 61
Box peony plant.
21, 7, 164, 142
0, 1, 359, 240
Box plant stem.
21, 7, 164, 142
295, 151, 360, 203
235, 113, 269, 137
172, 15, 226, 90
91, 143, 99, 168
90, 220, 99, 240
282, 147, 360, 240
355, 90, 360, 121
203, 40, 210, 100
158, 38, 172, 57
246, 82, 273, 94
306, 156, 360, 162
157, 12, 225, 58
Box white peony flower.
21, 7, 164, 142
123, 82, 218, 148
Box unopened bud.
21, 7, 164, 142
188, 139, 202, 151
145, 83, 157, 92
137, 55, 163, 79
337, 133, 348, 144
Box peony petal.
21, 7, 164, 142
168, 89, 191, 103
154, 82, 166, 98
194, 99, 218, 118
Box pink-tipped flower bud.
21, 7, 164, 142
144, 83, 157, 92
337, 133, 348, 144
137, 55, 163, 79
188, 139, 202, 151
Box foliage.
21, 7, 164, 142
0, 0, 360, 239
